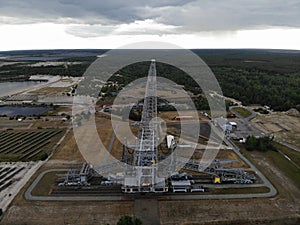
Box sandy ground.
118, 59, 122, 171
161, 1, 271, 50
29, 86, 71, 95
50, 129, 85, 164
252, 112, 300, 147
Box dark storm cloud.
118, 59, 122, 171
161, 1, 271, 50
0, 0, 299, 35
0, 0, 194, 25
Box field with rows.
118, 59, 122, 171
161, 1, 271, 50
0, 129, 65, 161
0, 164, 25, 192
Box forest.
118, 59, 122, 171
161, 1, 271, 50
109, 56, 300, 111
0, 49, 299, 111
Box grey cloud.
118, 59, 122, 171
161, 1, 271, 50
0, 0, 299, 35
0, 0, 194, 24
153, 0, 300, 32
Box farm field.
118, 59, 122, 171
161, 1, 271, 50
0, 129, 65, 162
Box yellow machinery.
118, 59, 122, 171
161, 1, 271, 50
214, 176, 221, 184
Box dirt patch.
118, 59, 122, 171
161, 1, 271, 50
29, 86, 70, 95
159, 198, 299, 225
159, 111, 208, 121
216, 150, 249, 168
51, 129, 84, 163
264, 123, 282, 132
286, 108, 300, 117
252, 112, 300, 147
134, 199, 160, 225
2, 201, 134, 225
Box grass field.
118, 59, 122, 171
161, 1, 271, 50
265, 149, 300, 188
273, 142, 300, 166
211, 186, 270, 195
237, 142, 300, 189
31, 171, 65, 196
50, 130, 84, 162
232, 107, 252, 118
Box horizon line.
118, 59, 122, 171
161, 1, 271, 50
1, 47, 300, 53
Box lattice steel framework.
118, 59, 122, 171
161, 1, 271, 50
123, 59, 167, 193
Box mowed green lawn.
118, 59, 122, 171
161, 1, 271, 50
238, 141, 300, 189
266, 148, 300, 188
232, 107, 252, 118
273, 142, 300, 166
31, 171, 65, 196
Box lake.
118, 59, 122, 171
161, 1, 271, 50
0, 81, 43, 97
0, 106, 52, 116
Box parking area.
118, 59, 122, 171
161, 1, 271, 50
228, 118, 264, 140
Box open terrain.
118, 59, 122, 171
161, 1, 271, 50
1, 143, 299, 225
1, 111, 299, 225
252, 111, 300, 147
0, 49, 299, 225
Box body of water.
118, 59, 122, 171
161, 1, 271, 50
0, 106, 52, 116
0, 81, 43, 97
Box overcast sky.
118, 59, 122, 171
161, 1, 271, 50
0, 0, 300, 50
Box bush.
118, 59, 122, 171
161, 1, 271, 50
40, 152, 48, 161
245, 136, 257, 151
245, 136, 276, 152
117, 215, 142, 225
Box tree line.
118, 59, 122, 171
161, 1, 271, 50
1, 51, 299, 111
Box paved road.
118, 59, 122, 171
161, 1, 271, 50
25, 169, 122, 201
223, 136, 277, 198
25, 164, 276, 201
274, 138, 300, 152
24, 109, 277, 201
229, 106, 264, 139
108, 124, 118, 153
0, 122, 31, 127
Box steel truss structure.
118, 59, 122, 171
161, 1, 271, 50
123, 59, 168, 193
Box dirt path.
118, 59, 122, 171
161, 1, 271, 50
134, 199, 160, 225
